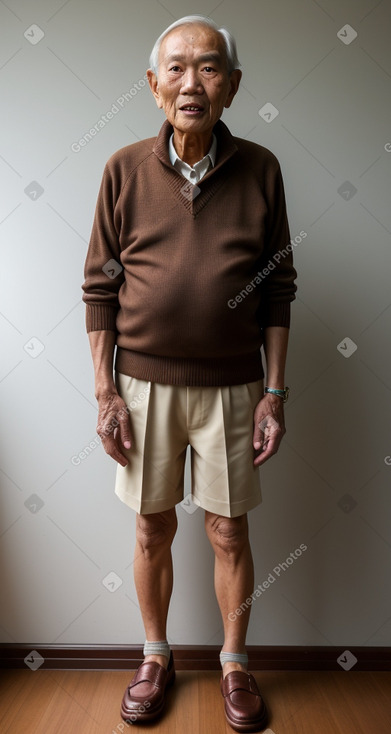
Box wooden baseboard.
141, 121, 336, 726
0, 645, 390, 671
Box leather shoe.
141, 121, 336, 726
220, 670, 268, 732
121, 651, 175, 723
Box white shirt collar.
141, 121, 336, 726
168, 133, 217, 183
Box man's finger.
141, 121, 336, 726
254, 414, 279, 449
118, 412, 132, 449
101, 434, 129, 467
253, 419, 265, 450
254, 434, 278, 466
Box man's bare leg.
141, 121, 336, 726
205, 511, 254, 678
133, 508, 178, 668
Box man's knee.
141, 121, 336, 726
205, 512, 249, 557
136, 508, 177, 553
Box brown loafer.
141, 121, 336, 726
120, 651, 175, 723
220, 670, 268, 732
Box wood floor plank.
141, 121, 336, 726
172, 671, 200, 732
0, 671, 61, 733
254, 671, 391, 734
198, 671, 231, 733
0, 670, 27, 722
0, 669, 390, 734
35, 671, 112, 734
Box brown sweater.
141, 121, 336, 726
82, 119, 297, 386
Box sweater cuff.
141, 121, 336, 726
85, 304, 118, 332
263, 302, 291, 329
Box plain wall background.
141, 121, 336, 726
1, 0, 391, 653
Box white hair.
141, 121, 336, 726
149, 14, 240, 76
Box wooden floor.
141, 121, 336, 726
0, 669, 390, 733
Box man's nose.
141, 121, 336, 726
180, 68, 203, 93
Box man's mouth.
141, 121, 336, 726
180, 104, 204, 112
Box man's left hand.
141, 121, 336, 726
253, 393, 286, 466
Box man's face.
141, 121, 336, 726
147, 24, 241, 136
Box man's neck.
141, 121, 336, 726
172, 130, 213, 166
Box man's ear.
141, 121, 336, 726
224, 69, 242, 109
147, 69, 163, 109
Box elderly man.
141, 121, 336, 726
82, 14, 296, 733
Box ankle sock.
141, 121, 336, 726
220, 650, 248, 667
143, 639, 171, 660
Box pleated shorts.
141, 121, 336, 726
114, 372, 264, 518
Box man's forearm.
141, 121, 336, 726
88, 330, 117, 398
263, 326, 289, 388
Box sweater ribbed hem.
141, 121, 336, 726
115, 348, 264, 387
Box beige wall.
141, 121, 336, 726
1, 0, 391, 655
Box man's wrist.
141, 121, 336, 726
95, 381, 117, 400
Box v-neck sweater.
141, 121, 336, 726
82, 119, 297, 386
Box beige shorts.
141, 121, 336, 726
114, 373, 264, 518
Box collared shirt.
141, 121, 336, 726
168, 132, 217, 184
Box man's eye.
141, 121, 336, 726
169, 66, 181, 72
203, 66, 215, 72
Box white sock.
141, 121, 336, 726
220, 650, 248, 667
143, 639, 171, 660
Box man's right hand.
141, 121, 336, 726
96, 392, 132, 467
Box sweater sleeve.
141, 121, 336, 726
257, 158, 297, 329
81, 160, 125, 332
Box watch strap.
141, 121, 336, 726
264, 386, 289, 402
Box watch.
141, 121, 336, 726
264, 386, 290, 402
